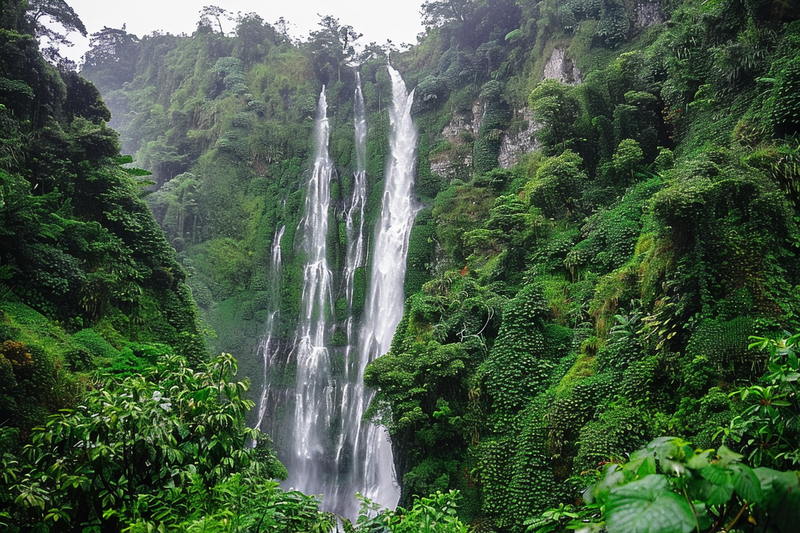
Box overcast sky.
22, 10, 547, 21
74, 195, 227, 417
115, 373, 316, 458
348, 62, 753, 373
60, 0, 426, 63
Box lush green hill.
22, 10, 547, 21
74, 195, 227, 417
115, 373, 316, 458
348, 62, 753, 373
0, 0, 206, 427
368, 1, 800, 530
2, 0, 800, 531
0, 1, 303, 530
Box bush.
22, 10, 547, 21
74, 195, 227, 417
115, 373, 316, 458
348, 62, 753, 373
72, 328, 120, 361
580, 437, 800, 533
525, 150, 587, 219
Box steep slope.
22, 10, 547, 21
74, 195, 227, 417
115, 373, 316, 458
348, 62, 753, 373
367, 0, 800, 530
0, 3, 310, 530
77, 0, 800, 531
0, 0, 205, 435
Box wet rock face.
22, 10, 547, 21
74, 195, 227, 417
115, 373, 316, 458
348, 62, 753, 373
429, 102, 481, 181
432, 44, 588, 176
635, 1, 663, 30
498, 108, 540, 170
430, 153, 472, 181
439, 102, 481, 140
542, 48, 582, 85
493, 47, 581, 170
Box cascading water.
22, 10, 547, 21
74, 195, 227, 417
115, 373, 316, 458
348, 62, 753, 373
276, 69, 417, 518
339, 65, 418, 513
343, 73, 369, 351
333, 74, 369, 468
253, 225, 285, 436
286, 87, 335, 495
325, 74, 374, 515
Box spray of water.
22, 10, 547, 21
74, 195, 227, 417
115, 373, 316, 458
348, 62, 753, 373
286, 87, 336, 494
269, 69, 418, 518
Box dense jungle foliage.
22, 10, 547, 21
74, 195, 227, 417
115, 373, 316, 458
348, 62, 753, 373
3, 0, 800, 530
0, 0, 210, 439
0, 0, 325, 530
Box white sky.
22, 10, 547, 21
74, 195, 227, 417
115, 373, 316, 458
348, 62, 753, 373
60, 0, 426, 63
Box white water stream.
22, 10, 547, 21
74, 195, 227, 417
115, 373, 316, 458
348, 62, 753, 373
269, 68, 418, 518
287, 87, 335, 494
253, 224, 285, 435
348, 65, 418, 511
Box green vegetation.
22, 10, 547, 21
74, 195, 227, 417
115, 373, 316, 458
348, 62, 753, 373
363, 1, 800, 531
528, 436, 800, 533
0, 1, 321, 530
1, 352, 295, 531
3, 0, 800, 531
0, 0, 206, 436
345, 490, 470, 533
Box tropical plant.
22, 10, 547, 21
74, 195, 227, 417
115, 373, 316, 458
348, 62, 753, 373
4, 352, 288, 531
718, 334, 800, 469
529, 437, 800, 533
344, 490, 469, 533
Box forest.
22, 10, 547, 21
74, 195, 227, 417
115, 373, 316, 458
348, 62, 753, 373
1, 0, 800, 531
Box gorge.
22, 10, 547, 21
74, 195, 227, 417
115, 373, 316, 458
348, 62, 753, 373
2, 0, 800, 531
251, 66, 417, 516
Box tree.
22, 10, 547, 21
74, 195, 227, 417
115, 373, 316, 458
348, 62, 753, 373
149, 172, 200, 248
80, 26, 140, 92
26, 0, 87, 60
306, 15, 362, 84
420, 0, 519, 50
274, 16, 294, 41
6, 352, 288, 530
61, 70, 111, 124
611, 138, 644, 183
526, 149, 587, 218
356, 41, 393, 64
576, 437, 800, 533
198, 5, 232, 34
529, 79, 581, 153
233, 12, 277, 66
420, 0, 474, 29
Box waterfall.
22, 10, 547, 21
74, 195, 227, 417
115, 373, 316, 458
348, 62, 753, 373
345, 65, 418, 512
334, 74, 369, 467
277, 69, 417, 518
362, 67, 418, 357
344, 72, 369, 329
324, 74, 374, 515
253, 225, 285, 436
286, 87, 335, 495
343, 73, 369, 365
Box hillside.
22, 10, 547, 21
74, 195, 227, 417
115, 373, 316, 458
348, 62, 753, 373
0, 0, 206, 428
0, 1, 293, 530
2, 0, 800, 531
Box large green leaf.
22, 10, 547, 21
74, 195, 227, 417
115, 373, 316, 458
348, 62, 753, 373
605, 475, 696, 533
755, 467, 799, 506
689, 476, 734, 506
589, 464, 624, 505
716, 445, 744, 467
729, 464, 763, 504
700, 464, 732, 485
625, 449, 657, 479
755, 468, 800, 532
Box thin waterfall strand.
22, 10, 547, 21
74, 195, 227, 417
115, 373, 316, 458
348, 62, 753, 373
253, 225, 286, 435
334, 74, 369, 470
355, 65, 418, 509
344, 72, 369, 362
287, 87, 335, 495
